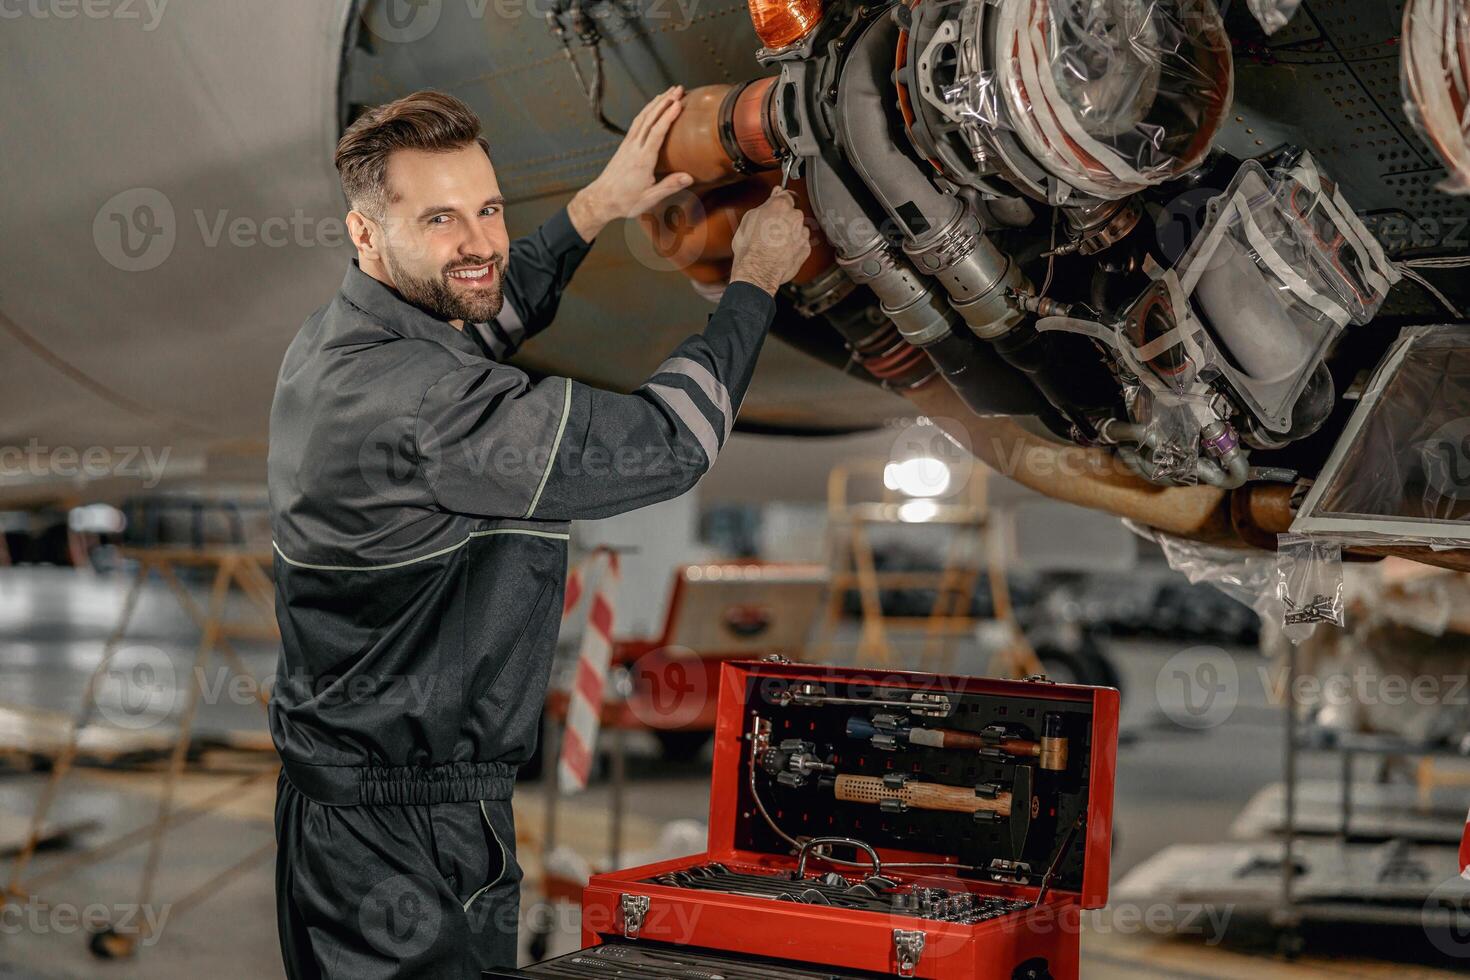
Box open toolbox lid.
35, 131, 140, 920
704, 661, 1119, 909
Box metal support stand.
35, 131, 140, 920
1275, 642, 1304, 958
3, 547, 278, 958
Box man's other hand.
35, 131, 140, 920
568, 86, 694, 242
729, 188, 813, 297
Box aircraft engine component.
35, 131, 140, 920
644, 0, 1432, 518
1080, 152, 1402, 488
7, 0, 1469, 568
897, 0, 1233, 202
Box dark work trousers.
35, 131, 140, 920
275, 771, 521, 979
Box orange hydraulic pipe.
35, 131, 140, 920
658, 84, 740, 185
657, 79, 780, 185
649, 76, 835, 288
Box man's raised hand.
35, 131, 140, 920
568, 86, 694, 241
729, 188, 813, 297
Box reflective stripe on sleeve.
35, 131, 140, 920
655, 356, 734, 442
496, 297, 527, 347
645, 383, 720, 466
524, 377, 572, 519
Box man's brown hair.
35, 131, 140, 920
334, 90, 491, 218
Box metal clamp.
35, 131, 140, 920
619, 893, 650, 938
894, 928, 927, 977
795, 836, 883, 879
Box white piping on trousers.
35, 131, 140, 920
463, 800, 510, 913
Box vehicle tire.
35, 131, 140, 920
1035, 633, 1122, 696
654, 729, 712, 763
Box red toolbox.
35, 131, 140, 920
504, 659, 1118, 979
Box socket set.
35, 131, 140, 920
646, 862, 1031, 925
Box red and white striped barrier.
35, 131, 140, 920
557, 548, 621, 793
1460, 805, 1469, 880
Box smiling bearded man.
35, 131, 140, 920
266, 89, 810, 979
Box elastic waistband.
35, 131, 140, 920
281, 759, 517, 806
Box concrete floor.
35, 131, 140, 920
0, 565, 1464, 978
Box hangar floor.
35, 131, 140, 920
0, 567, 1463, 978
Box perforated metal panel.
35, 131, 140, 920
1224, 0, 1470, 253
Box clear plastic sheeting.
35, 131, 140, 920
1401, 0, 1470, 195
1142, 527, 1351, 644
983, 0, 1233, 199
943, 70, 1004, 132
1295, 325, 1470, 546
1145, 527, 1277, 613
1141, 390, 1203, 485
1125, 155, 1399, 436
1275, 533, 1346, 643
1112, 385, 1203, 485
1247, 0, 1304, 35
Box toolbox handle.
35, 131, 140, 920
795, 836, 883, 879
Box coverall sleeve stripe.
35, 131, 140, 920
655, 356, 733, 442
524, 377, 572, 519
471, 321, 510, 359
496, 296, 527, 346
645, 382, 720, 465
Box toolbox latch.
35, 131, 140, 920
893, 928, 926, 977
618, 894, 650, 939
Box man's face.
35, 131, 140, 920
371, 143, 511, 325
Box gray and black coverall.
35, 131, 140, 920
267, 206, 774, 978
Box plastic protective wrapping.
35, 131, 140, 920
1147, 529, 1277, 613
1144, 529, 1349, 645
1140, 389, 1202, 485
1124, 154, 1399, 436
1247, 0, 1304, 35
1294, 325, 1470, 546
1112, 385, 1204, 485
972, 0, 1233, 200
1401, 0, 1470, 195
1040, 155, 1399, 471
1274, 533, 1346, 643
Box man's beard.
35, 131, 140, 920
384, 249, 506, 324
